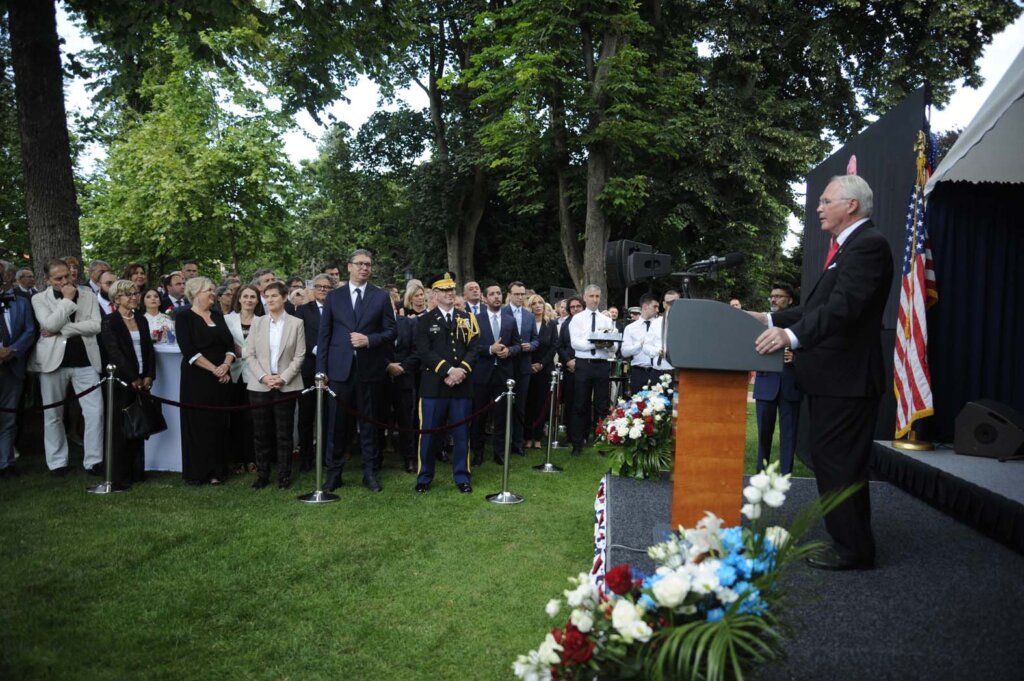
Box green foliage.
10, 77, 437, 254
80, 35, 298, 278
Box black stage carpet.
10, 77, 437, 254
605, 476, 1024, 681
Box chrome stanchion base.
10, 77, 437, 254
297, 490, 340, 504
486, 490, 524, 504
532, 462, 563, 473
87, 482, 127, 494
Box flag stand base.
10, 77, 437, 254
892, 431, 934, 451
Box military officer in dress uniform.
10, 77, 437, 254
414, 273, 482, 494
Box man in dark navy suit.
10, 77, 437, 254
383, 309, 420, 473
503, 281, 539, 455
295, 273, 334, 472
752, 283, 801, 474
0, 290, 37, 477
754, 174, 894, 571
470, 283, 521, 466
317, 249, 396, 493
414, 273, 481, 493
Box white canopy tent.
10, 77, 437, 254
926, 45, 1024, 195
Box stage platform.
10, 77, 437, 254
871, 440, 1024, 553
603, 474, 1024, 680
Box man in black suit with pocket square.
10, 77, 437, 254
470, 283, 521, 466
752, 174, 894, 571
317, 250, 396, 493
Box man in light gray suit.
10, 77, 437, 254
29, 259, 105, 475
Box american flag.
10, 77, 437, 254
893, 131, 938, 437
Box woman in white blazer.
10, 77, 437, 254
243, 282, 305, 489
224, 284, 260, 474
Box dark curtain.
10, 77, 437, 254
924, 182, 1024, 442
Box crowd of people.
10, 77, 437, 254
0, 252, 704, 494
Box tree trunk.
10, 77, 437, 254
457, 165, 486, 283
8, 0, 81, 278
582, 142, 610, 295
551, 91, 584, 291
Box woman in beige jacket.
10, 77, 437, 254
244, 282, 305, 489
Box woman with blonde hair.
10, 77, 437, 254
403, 279, 427, 317
524, 294, 558, 449
174, 276, 236, 485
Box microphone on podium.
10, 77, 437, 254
687, 252, 746, 270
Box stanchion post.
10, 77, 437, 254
88, 365, 125, 494
550, 365, 567, 449
487, 379, 524, 504
298, 372, 340, 504
534, 369, 564, 473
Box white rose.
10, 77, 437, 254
743, 485, 763, 504
611, 599, 641, 634
626, 619, 653, 643
741, 503, 762, 520
570, 608, 594, 633
749, 472, 770, 490
692, 561, 720, 593
628, 425, 644, 439
766, 525, 790, 548
545, 599, 561, 618
762, 489, 785, 508
536, 633, 563, 666
652, 572, 689, 608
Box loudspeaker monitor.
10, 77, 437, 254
954, 399, 1024, 459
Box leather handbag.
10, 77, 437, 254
122, 393, 167, 440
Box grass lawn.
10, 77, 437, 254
0, 399, 809, 680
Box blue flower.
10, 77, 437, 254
720, 527, 743, 553
639, 594, 657, 610
707, 608, 725, 622
717, 563, 738, 588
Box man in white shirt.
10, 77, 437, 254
95, 271, 117, 316
86, 260, 110, 298
161, 272, 187, 311
567, 284, 616, 455
620, 294, 672, 394
296, 273, 333, 472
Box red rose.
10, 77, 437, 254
644, 423, 654, 436
637, 400, 647, 411
605, 564, 633, 595
616, 409, 625, 418
560, 622, 595, 665
645, 415, 654, 424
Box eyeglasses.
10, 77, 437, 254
314, 285, 332, 291
818, 197, 850, 207
350, 261, 372, 268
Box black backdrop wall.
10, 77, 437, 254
923, 182, 1024, 443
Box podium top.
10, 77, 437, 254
664, 300, 784, 373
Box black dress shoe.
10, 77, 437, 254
278, 477, 291, 489
50, 466, 70, 477
252, 478, 270, 490
471, 453, 483, 467
806, 547, 873, 571
457, 482, 472, 494
323, 475, 342, 492
363, 475, 383, 493
404, 460, 416, 474
513, 449, 526, 457
85, 464, 104, 476
438, 450, 451, 463
571, 446, 582, 457
493, 455, 504, 466
415, 482, 430, 494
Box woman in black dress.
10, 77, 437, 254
175, 276, 236, 485
99, 279, 156, 487
524, 294, 558, 449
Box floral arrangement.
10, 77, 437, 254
597, 373, 674, 479
515, 463, 853, 681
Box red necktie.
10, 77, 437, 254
823, 238, 839, 271
109, 302, 115, 312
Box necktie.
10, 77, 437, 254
175, 299, 182, 308
0, 310, 11, 347
591, 312, 597, 355
318, 303, 323, 316
109, 302, 115, 313
823, 238, 839, 270
644, 320, 651, 332
445, 312, 451, 326
354, 287, 363, 315
491, 313, 500, 343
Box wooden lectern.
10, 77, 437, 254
664, 300, 783, 528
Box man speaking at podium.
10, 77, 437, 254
751, 174, 894, 571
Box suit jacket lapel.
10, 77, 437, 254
806, 220, 873, 301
